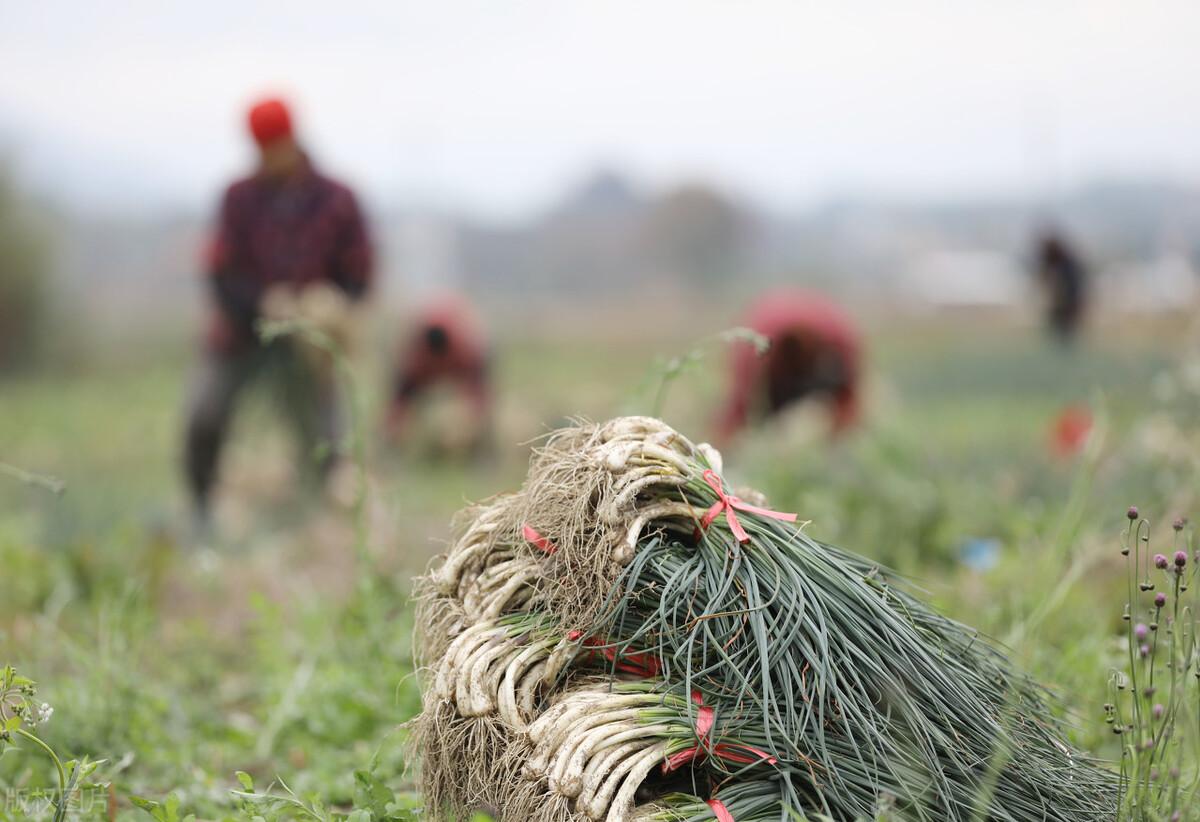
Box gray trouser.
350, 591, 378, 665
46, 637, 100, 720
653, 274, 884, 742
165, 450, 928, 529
183, 340, 343, 513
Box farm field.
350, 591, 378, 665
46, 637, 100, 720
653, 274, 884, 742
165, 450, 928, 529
1, 315, 1196, 820
6, 3, 1200, 817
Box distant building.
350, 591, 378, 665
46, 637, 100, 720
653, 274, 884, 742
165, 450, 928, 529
902, 250, 1028, 311
1106, 254, 1199, 311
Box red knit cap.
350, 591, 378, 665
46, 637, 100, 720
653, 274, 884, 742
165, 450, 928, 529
247, 98, 293, 147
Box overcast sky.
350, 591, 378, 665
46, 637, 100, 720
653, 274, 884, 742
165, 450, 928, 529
2, 1, 1199, 220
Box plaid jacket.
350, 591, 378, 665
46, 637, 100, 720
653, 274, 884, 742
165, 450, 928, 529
204, 159, 372, 352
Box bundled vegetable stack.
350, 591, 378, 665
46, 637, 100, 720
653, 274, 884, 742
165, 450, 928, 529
412, 417, 1115, 820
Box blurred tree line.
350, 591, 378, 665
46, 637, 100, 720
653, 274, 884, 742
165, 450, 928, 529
640, 183, 746, 286
456, 170, 754, 295
0, 167, 52, 373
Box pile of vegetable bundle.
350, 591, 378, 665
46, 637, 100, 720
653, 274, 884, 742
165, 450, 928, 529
412, 417, 1114, 820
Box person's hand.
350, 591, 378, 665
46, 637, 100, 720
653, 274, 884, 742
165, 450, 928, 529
260, 285, 300, 322
297, 284, 354, 352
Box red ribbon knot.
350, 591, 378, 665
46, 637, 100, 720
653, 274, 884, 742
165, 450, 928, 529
699, 469, 797, 544
707, 800, 735, 822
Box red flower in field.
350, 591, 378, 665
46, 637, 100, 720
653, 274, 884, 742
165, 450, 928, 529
1051, 405, 1093, 457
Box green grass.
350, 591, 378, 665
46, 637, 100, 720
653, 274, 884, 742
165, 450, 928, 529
0, 321, 1194, 819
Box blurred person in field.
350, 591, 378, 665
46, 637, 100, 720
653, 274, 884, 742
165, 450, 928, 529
715, 290, 861, 444
1034, 229, 1088, 341
184, 97, 373, 531
385, 295, 492, 456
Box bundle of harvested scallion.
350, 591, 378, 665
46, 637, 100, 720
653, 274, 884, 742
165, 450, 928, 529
412, 417, 1114, 820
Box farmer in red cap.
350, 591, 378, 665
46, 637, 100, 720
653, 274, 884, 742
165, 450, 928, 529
385, 295, 492, 454
715, 290, 862, 443
184, 97, 373, 530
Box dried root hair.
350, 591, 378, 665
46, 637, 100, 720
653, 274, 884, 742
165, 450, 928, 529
514, 418, 712, 627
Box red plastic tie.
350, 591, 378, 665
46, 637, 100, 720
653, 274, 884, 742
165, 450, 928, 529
692, 689, 715, 738
661, 691, 716, 773
698, 470, 797, 544
563, 633, 661, 678
662, 691, 776, 774
707, 799, 735, 822
522, 523, 557, 554
710, 742, 777, 766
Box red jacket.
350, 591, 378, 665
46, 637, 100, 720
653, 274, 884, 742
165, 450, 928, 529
390, 296, 490, 417
716, 290, 861, 441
